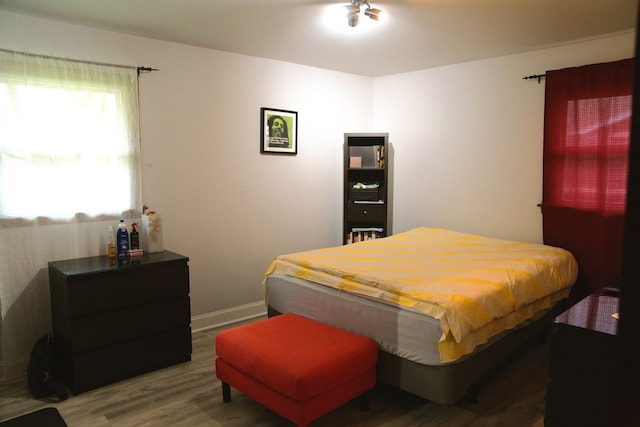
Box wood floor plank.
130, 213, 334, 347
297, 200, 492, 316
0, 319, 549, 426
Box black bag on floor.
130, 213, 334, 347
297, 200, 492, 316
27, 333, 68, 401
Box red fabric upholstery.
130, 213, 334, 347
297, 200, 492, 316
216, 358, 375, 427
215, 313, 378, 426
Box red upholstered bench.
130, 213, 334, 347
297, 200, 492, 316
215, 313, 378, 426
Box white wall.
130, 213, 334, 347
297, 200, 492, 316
374, 32, 636, 243
135, 44, 374, 318
0, 10, 373, 378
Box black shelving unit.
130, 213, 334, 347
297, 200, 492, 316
343, 132, 389, 244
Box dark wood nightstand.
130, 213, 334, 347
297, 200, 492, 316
544, 290, 619, 427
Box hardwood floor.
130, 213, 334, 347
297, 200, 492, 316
0, 319, 548, 426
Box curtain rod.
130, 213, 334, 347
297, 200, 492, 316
0, 48, 158, 76
523, 73, 546, 83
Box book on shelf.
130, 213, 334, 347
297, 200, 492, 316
346, 227, 384, 244
374, 145, 385, 168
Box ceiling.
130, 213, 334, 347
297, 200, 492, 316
0, 0, 637, 76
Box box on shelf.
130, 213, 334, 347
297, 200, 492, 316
350, 188, 379, 201
350, 182, 382, 201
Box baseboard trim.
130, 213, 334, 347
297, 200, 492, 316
191, 301, 267, 332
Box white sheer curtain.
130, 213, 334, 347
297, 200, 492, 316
0, 49, 142, 379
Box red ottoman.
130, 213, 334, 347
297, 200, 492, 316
215, 313, 378, 426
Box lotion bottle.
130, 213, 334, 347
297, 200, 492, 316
107, 226, 116, 259
116, 219, 130, 257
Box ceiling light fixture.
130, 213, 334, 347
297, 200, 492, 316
345, 0, 383, 27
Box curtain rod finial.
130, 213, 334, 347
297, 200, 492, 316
523, 74, 546, 84
137, 66, 159, 76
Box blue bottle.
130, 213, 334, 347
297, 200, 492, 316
116, 219, 130, 257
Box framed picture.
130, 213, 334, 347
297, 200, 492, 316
260, 107, 298, 155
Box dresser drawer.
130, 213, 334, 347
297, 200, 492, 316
69, 296, 191, 353
67, 263, 189, 316
70, 327, 192, 394
347, 203, 385, 222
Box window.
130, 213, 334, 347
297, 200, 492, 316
0, 50, 141, 221
542, 58, 633, 293
558, 95, 631, 214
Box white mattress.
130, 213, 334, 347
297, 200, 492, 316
265, 273, 564, 367
265, 273, 445, 365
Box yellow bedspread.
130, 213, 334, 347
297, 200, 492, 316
264, 228, 578, 363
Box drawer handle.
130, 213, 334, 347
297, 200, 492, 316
363, 210, 367, 214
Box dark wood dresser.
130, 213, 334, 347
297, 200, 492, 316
48, 250, 191, 394
544, 291, 618, 427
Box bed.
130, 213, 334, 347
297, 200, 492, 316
262, 227, 578, 405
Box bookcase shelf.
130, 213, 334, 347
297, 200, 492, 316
343, 133, 390, 244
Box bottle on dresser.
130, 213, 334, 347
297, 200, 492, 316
116, 219, 130, 257
107, 226, 117, 259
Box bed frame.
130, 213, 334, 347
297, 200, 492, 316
267, 301, 566, 405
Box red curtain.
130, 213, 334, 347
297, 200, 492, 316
543, 59, 633, 296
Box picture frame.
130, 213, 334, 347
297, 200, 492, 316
260, 107, 298, 155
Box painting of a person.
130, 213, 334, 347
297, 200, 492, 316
267, 115, 290, 148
